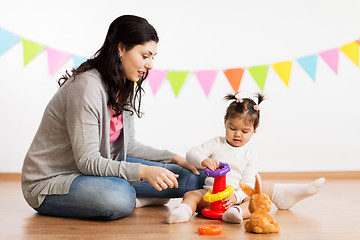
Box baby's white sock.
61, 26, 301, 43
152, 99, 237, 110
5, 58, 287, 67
271, 177, 325, 210
166, 203, 193, 224
222, 205, 243, 224
135, 198, 170, 208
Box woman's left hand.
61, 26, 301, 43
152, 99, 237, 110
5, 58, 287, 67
171, 155, 200, 175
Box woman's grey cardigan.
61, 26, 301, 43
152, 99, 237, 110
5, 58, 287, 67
21, 69, 175, 208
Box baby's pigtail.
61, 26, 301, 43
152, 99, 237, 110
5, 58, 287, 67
255, 92, 265, 105
252, 92, 265, 112
224, 93, 237, 101
225, 92, 244, 103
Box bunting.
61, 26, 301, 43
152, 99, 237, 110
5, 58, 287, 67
22, 38, 45, 66
340, 41, 359, 67
147, 69, 168, 96
297, 55, 318, 81
194, 70, 217, 97
167, 71, 189, 97
0, 27, 359, 97
248, 65, 269, 91
272, 61, 292, 86
0, 29, 21, 56
46, 47, 70, 75
0, 28, 87, 74
319, 48, 339, 74
72, 55, 87, 69
223, 68, 245, 93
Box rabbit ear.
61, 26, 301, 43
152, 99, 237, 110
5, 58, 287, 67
239, 181, 254, 197
254, 175, 261, 194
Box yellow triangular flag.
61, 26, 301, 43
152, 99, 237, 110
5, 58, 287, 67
340, 41, 359, 67
272, 61, 292, 87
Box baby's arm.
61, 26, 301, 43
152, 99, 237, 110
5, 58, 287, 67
171, 155, 199, 175
186, 137, 222, 169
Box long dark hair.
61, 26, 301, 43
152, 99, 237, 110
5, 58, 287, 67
58, 15, 159, 117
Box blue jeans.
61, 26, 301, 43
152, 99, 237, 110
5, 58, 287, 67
34, 157, 206, 220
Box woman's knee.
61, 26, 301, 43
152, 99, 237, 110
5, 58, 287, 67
74, 176, 136, 220
177, 169, 206, 192
98, 181, 136, 220
100, 199, 135, 220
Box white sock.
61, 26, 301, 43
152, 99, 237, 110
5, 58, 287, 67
166, 203, 193, 224
272, 177, 325, 210
135, 198, 170, 208
222, 205, 243, 224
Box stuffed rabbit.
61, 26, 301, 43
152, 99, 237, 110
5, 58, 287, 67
239, 175, 280, 234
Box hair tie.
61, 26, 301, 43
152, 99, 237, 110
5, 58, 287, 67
234, 93, 243, 103
253, 105, 259, 111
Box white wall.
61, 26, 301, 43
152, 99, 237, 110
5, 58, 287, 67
1, 0, 359, 172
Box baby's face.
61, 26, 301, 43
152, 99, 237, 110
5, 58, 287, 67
224, 117, 255, 147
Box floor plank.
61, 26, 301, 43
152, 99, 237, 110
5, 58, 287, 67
1, 178, 359, 240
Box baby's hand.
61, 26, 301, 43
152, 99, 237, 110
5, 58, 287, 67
222, 194, 237, 209
201, 158, 219, 171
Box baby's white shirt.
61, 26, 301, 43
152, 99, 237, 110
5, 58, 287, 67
186, 136, 258, 203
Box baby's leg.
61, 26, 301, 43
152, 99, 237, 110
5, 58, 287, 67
222, 199, 251, 224
263, 177, 325, 210
167, 189, 207, 224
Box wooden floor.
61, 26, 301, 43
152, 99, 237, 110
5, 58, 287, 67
1, 177, 360, 240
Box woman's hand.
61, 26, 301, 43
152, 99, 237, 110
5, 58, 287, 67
171, 155, 200, 175
222, 194, 238, 209
201, 158, 219, 171
139, 165, 179, 191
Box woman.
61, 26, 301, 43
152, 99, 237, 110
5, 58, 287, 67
21, 15, 205, 220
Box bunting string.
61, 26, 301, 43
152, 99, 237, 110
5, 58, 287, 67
1, 27, 359, 97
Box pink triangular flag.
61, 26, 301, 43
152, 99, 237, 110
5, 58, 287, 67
147, 69, 168, 96
46, 47, 70, 75
319, 48, 339, 74
194, 70, 217, 97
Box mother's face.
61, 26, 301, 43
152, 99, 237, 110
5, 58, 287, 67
118, 41, 157, 82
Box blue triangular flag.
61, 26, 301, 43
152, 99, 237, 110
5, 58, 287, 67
72, 55, 87, 69
297, 55, 318, 81
0, 28, 21, 56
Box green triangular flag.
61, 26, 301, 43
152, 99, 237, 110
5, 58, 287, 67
248, 65, 269, 91
22, 38, 45, 66
167, 71, 189, 97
